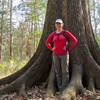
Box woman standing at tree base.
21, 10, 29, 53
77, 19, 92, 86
45, 19, 78, 91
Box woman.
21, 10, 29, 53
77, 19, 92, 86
45, 19, 78, 91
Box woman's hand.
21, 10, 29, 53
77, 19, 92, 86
63, 46, 66, 51
52, 47, 55, 51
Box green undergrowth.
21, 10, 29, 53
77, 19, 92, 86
0, 57, 29, 78
95, 34, 100, 48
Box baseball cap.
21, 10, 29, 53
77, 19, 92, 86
55, 19, 63, 23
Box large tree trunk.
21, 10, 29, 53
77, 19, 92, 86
58, 0, 100, 100
0, 0, 100, 99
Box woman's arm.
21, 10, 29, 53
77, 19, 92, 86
65, 30, 78, 51
45, 32, 54, 51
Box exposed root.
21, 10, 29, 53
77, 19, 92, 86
43, 64, 56, 100
43, 89, 55, 99
58, 87, 77, 100
18, 83, 27, 98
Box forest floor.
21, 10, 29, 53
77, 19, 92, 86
0, 85, 100, 100
0, 57, 100, 100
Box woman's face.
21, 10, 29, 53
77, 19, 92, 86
55, 22, 64, 30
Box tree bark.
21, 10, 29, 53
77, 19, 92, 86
0, 0, 100, 100
58, 0, 100, 99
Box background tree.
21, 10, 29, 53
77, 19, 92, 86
0, 0, 46, 62
9, 0, 13, 58
24, 0, 46, 53
0, 0, 6, 61
90, 0, 100, 47
90, 0, 100, 35
0, 0, 4, 61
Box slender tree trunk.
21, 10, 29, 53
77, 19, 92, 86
9, 0, 13, 58
93, 0, 97, 35
30, 19, 33, 57
26, 36, 31, 58
20, 26, 24, 59
33, 0, 37, 53
0, 1, 4, 61
33, 21, 37, 53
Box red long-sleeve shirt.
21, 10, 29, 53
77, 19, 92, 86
45, 30, 78, 55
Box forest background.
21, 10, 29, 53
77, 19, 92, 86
0, 0, 100, 77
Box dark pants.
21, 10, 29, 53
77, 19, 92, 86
52, 54, 69, 91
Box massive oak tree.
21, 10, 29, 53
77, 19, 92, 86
0, 0, 100, 100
